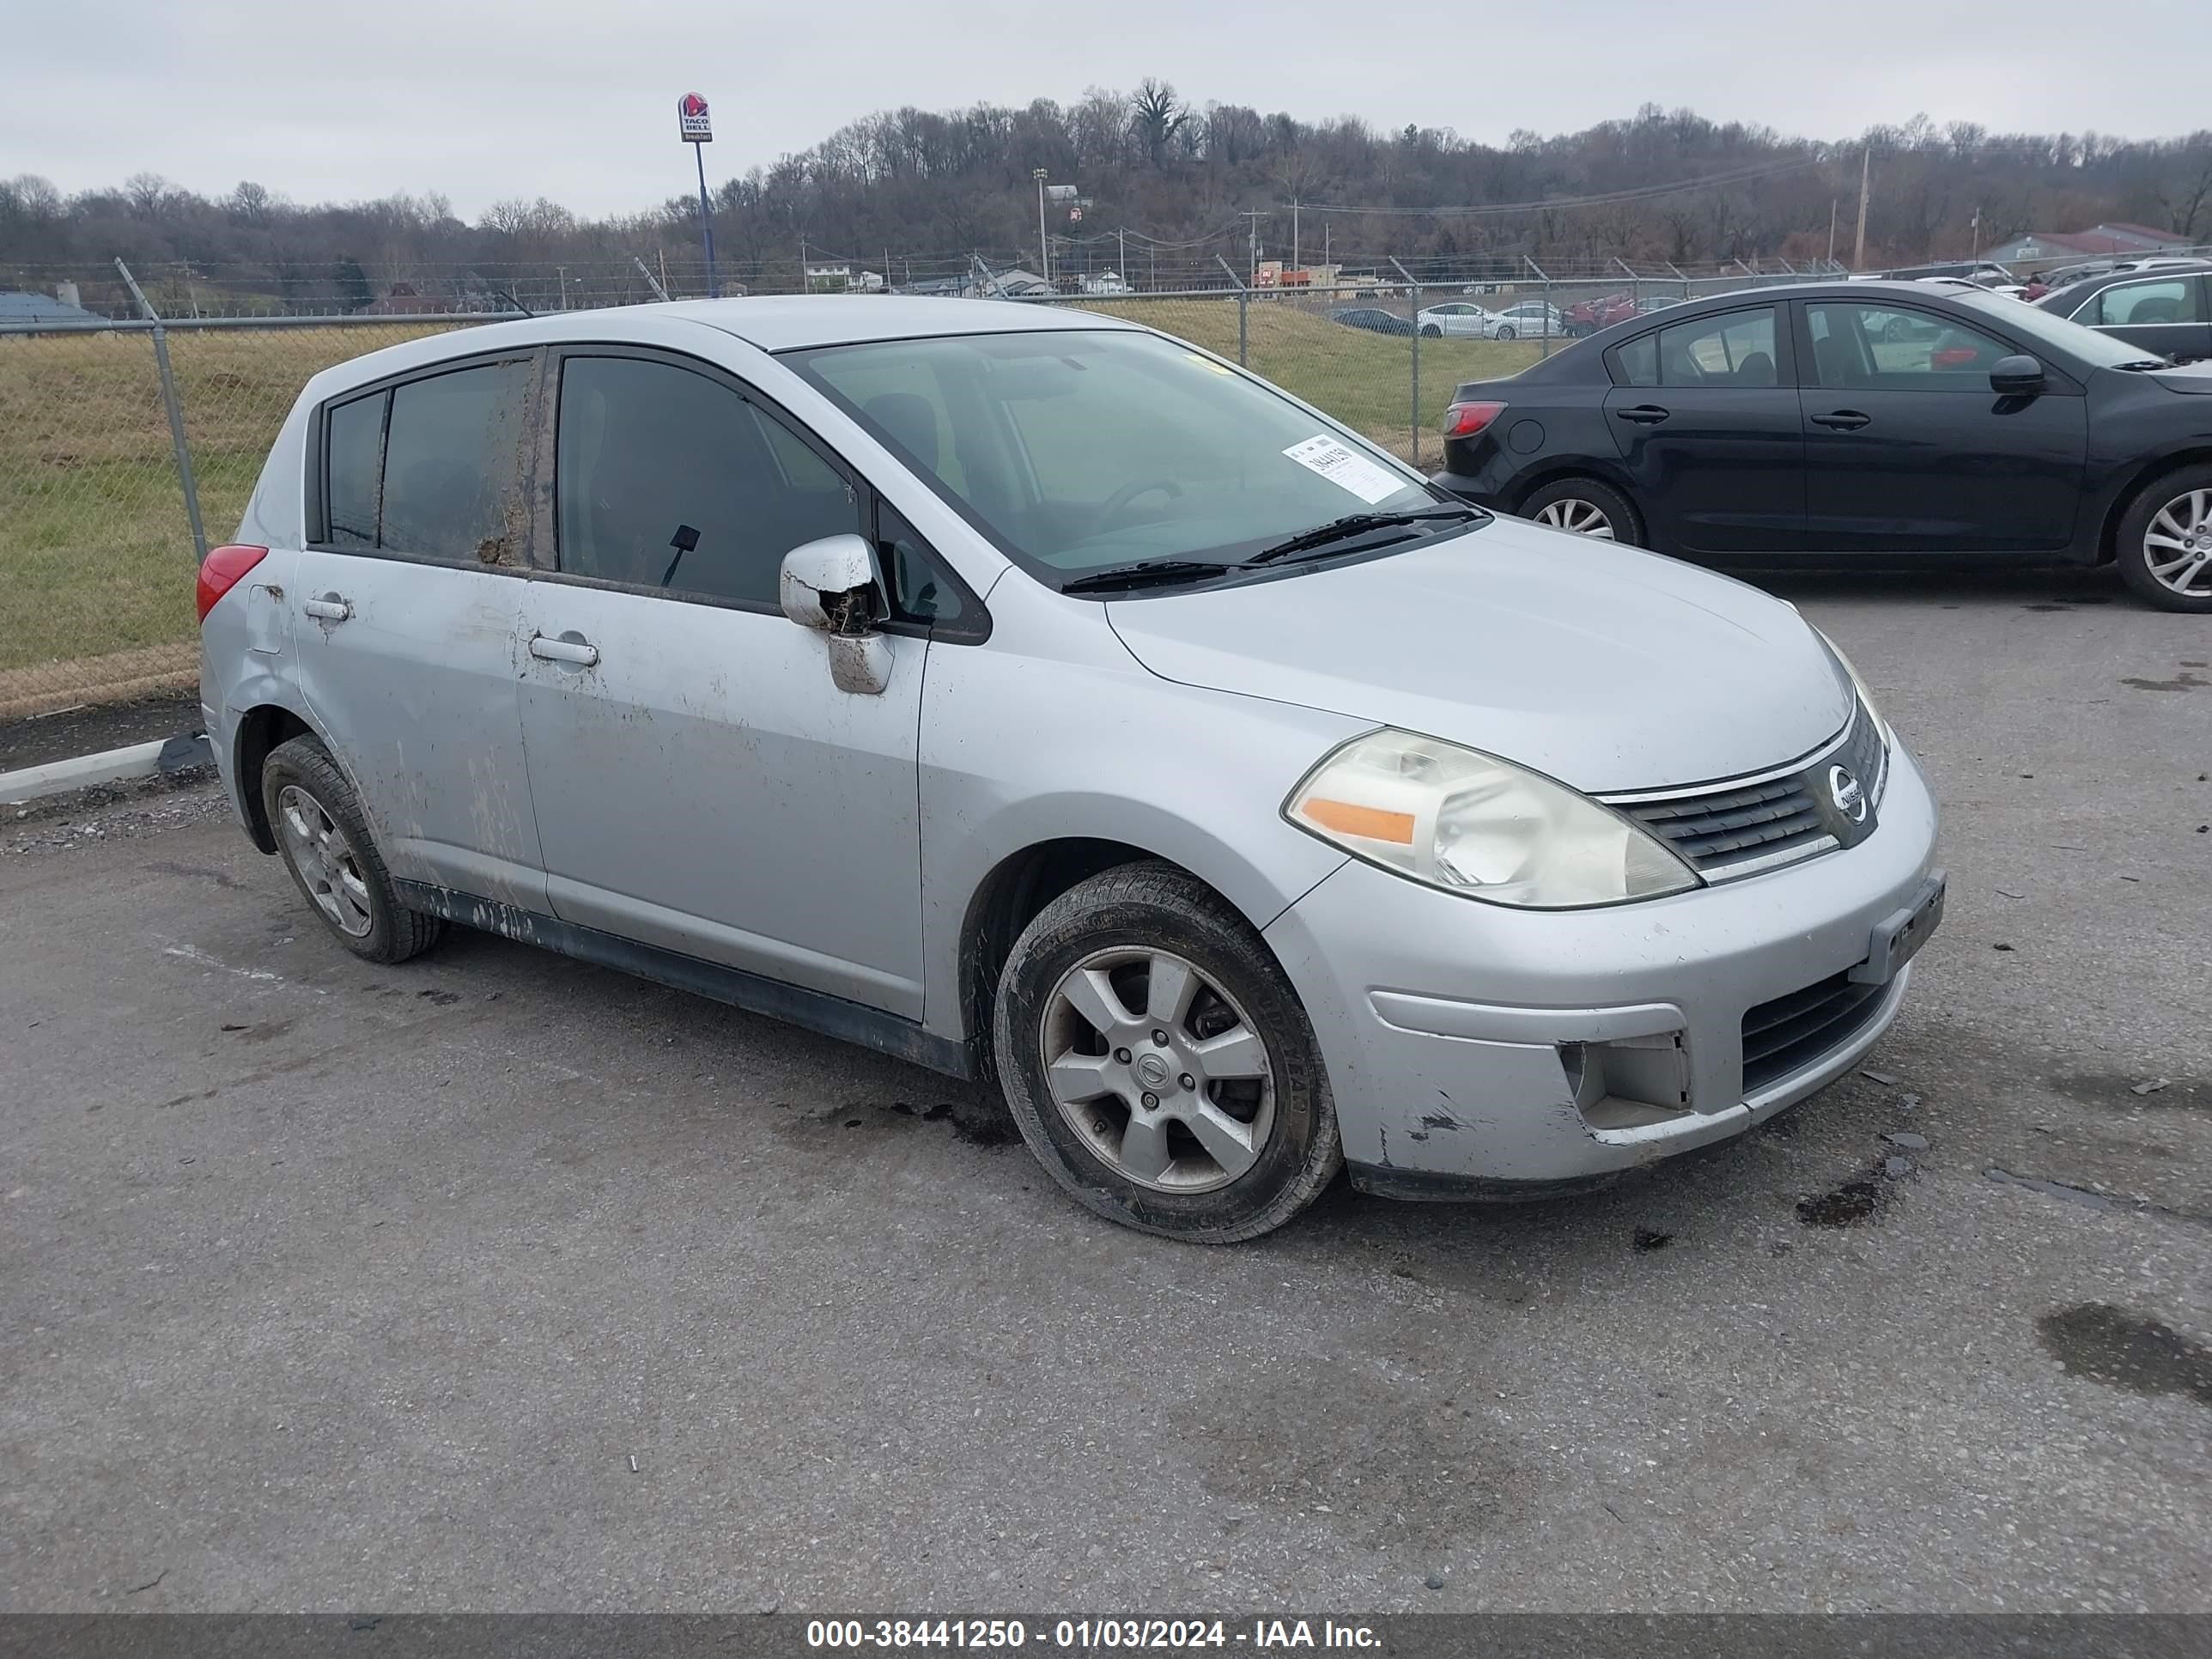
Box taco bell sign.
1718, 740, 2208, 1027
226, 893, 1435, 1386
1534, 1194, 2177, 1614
677, 93, 713, 143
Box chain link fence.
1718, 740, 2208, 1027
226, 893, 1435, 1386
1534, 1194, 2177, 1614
0, 308, 489, 718
2, 261, 1814, 719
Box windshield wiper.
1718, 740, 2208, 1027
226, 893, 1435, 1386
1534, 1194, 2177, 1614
1058, 558, 1249, 595
1245, 506, 1481, 566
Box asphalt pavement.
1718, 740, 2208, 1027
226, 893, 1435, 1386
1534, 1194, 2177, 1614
3, 567, 2208, 1613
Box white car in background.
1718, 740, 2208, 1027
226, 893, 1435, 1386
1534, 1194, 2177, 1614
1490, 301, 1565, 340
1415, 302, 1510, 339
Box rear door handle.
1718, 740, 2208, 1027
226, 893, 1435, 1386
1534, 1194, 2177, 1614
302, 595, 352, 621
529, 632, 599, 666
1614, 404, 1670, 425
1810, 410, 1871, 430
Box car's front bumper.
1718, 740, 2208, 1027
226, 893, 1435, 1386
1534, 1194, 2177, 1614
1262, 745, 1942, 1194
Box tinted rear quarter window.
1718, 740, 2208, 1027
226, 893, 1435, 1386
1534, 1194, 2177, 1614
324, 392, 385, 549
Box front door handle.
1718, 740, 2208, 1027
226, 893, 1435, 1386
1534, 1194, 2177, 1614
302, 595, 352, 621
529, 632, 599, 667
1614, 404, 1670, 425
1810, 410, 1872, 430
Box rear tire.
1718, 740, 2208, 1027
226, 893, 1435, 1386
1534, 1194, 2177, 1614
1420, 322, 1443, 337
1517, 476, 1644, 547
994, 862, 1340, 1243
261, 735, 443, 964
2114, 465, 2212, 612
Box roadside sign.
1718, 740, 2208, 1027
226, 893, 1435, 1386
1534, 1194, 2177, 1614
678, 93, 713, 143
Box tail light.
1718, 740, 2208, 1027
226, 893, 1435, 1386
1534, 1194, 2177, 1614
196, 544, 269, 623
1442, 400, 1507, 440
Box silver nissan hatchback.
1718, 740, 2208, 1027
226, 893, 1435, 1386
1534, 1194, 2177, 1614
200, 298, 1943, 1242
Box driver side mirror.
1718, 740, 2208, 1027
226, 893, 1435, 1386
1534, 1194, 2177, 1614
1990, 354, 2045, 397
780, 534, 893, 696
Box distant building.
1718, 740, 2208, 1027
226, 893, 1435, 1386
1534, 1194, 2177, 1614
0, 289, 104, 325
1983, 223, 2193, 269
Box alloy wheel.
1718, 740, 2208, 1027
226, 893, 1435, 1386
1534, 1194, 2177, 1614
2142, 489, 2212, 598
1533, 497, 1616, 538
1038, 946, 1275, 1194
276, 784, 374, 937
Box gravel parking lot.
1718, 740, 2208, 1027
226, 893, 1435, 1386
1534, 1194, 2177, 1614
3, 568, 2208, 1613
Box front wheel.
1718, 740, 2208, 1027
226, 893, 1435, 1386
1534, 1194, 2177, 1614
2115, 466, 2212, 611
1495, 325, 1516, 341
994, 863, 1340, 1243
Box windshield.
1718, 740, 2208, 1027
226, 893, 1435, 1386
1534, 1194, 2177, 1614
1957, 289, 2165, 368
782, 328, 1460, 588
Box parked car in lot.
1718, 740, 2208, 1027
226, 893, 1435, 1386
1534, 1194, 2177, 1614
1329, 305, 1414, 337
1435, 279, 2212, 611
2035, 265, 2212, 363
1415, 301, 1510, 338
199, 296, 1943, 1241
1489, 301, 1565, 340
1565, 292, 1639, 336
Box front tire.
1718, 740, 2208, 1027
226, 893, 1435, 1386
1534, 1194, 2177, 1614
1496, 325, 1516, 342
2115, 465, 2212, 611
994, 863, 1340, 1243
1519, 476, 1644, 546
261, 735, 443, 963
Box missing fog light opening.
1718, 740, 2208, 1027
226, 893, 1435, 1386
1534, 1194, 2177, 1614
1565, 1030, 1692, 1131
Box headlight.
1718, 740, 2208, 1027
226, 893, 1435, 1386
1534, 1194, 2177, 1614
1285, 730, 1699, 909
1814, 629, 1893, 748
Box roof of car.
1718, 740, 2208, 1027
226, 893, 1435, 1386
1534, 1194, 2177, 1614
667, 295, 1137, 350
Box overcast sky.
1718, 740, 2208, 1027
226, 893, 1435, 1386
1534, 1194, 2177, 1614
8, 0, 2205, 219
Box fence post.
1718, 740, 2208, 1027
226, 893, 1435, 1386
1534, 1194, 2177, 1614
632, 254, 671, 303
1389, 257, 1421, 469
1216, 255, 1248, 366
117, 258, 207, 562
1526, 256, 1553, 361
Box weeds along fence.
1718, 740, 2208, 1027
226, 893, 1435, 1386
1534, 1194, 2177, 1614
0, 262, 1796, 717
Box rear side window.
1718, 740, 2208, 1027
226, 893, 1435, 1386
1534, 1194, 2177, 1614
324, 392, 385, 549
554, 355, 861, 606
317, 357, 533, 563
2077, 278, 2204, 327
1655, 308, 1779, 386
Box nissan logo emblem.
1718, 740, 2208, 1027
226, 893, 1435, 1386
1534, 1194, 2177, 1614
1829, 765, 1868, 823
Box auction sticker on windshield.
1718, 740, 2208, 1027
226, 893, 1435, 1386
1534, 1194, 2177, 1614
1283, 435, 1407, 505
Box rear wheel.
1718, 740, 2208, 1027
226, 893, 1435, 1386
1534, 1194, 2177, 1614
1420, 322, 1443, 337
994, 863, 1340, 1243
261, 735, 442, 963
1519, 476, 1644, 547
2116, 465, 2212, 611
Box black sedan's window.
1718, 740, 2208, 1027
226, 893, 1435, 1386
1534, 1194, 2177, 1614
1615, 307, 1778, 388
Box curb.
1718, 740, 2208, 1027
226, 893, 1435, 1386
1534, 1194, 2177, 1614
0, 732, 213, 805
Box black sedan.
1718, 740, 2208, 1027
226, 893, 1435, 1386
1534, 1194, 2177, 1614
1435, 280, 2212, 611
2033, 263, 2211, 364
1329, 306, 1414, 337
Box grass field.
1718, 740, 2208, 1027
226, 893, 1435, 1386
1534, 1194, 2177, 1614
0, 307, 1539, 683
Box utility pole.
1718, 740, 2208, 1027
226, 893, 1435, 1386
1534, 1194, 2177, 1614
1241, 210, 1266, 284
1118, 226, 1127, 285
1826, 198, 1838, 267
1970, 207, 1982, 261
557, 265, 568, 310
1291, 197, 1300, 270
1034, 169, 1049, 283
1852, 146, 1870, 272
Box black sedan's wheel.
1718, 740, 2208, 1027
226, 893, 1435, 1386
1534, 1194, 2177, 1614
2116, 465, 2212, 611
994, 862, 1340, 1243
1518, 476, 1644, 547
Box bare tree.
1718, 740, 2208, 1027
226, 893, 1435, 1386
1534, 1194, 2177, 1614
1128, 80, 1188, 171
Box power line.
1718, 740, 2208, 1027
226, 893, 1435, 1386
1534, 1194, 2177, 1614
1303, 155, 1831, 216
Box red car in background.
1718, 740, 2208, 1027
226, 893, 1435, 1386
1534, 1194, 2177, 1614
1563, 291, 1639, 335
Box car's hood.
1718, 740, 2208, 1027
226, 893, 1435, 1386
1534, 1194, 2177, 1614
2148, 362, 2212, 393
1105, 518, 1851, 793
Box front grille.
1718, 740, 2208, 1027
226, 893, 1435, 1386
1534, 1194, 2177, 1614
1740, 969, 1888, 1096
1622, 775, 1829, 872
1606, 701, 1888, 882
